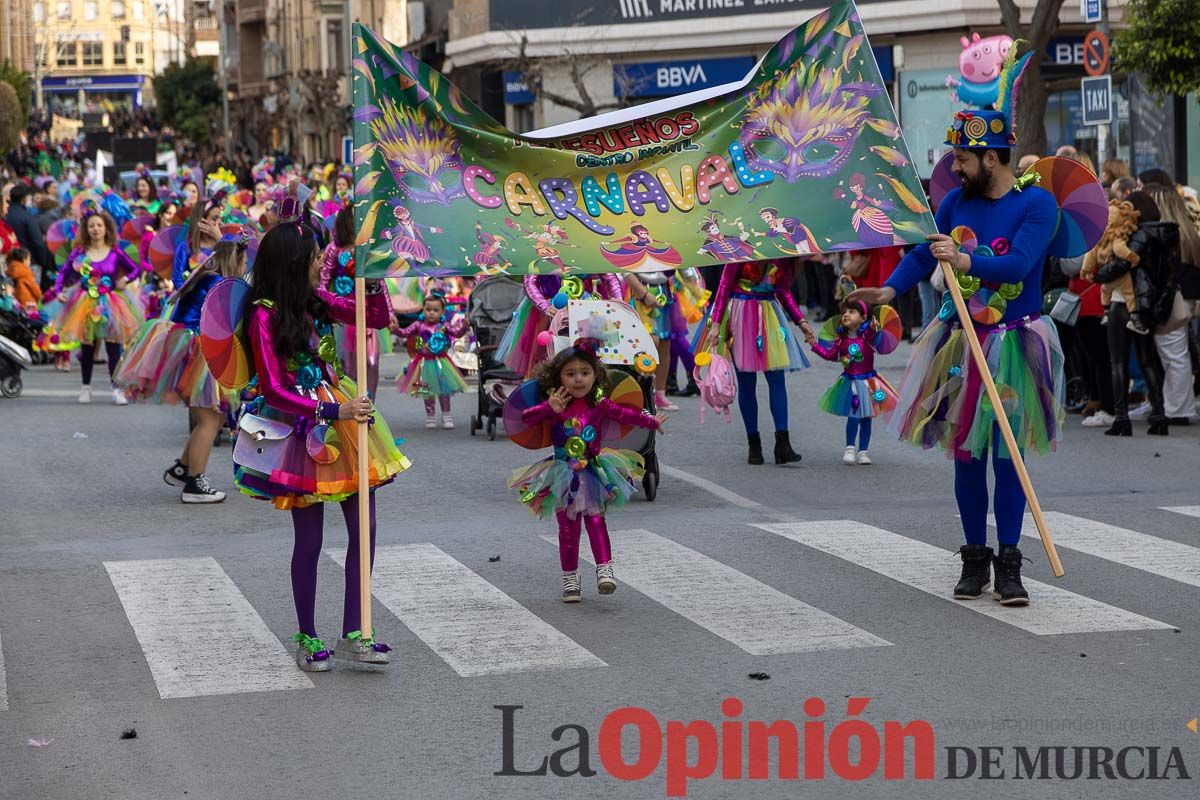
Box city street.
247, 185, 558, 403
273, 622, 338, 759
2, 347, 1198, 799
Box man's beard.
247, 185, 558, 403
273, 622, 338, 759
960, 164, 993, 199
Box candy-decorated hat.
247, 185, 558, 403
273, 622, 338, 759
944, 42, 1033, 151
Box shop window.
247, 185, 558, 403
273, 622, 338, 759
82, 42, 103, 66
84, 1, 97, 20
57, 1, 72, 20
134, 41, 145, 65
56, 43, 76, 67
113, 41, 127, 65
112, 0, 125, 18
32, 2, 45, 23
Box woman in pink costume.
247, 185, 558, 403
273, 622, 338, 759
508, 340, 665, 602
496, 272, 624, 377
47, 209, 144, 404
234, 222, 410, 672
809, 298, 899, 466
396, 293, 470, 429
320, 202, 392, 398
704, 259, 814, 465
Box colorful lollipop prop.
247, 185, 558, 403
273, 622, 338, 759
46, 219, 78, 266
872, 305, 903, 354
149, 225, 186, 279
601, 373, 653, 452
1024, 157, 1107, 258
817, 317, 841, 350
199, 277, 253, 390
121, 213, 153, 242
929, 152, 959, 213
502, 379, 555, 450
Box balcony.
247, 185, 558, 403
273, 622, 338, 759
238, 0, 266, 24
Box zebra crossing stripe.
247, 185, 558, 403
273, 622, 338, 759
327, 544, 606, 677
751, 520, 1174, 635
544, 529, 891, 655
104, 558, 313, 699
1161, 506, 1200, 519
1003, 512, 1200, 589
0, 629, 7, 711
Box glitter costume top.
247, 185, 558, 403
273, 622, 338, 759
524, 273, 624, 316
54, 246, 140, 294
711, 260, 807, 324
396, 317, 469, 357
810, 328, 877, 376
522, 395, 660, 461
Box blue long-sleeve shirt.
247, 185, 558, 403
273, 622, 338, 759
885, 185, 1059, 322
170, 272, 220, 330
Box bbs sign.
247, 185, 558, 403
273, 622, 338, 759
490, 0, 890, 29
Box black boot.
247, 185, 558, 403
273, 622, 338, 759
678, 378, 701, 397
746, 433, 765, 465
773, 431, 802, 464
1104, 419, 1133, 436
665, 373, 680, 396
993, 544, 1030, 606
953, 544, 993, 599
1147, 417, 1170, 436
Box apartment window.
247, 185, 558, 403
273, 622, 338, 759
134, 41, 145, 65
56, 43, 76, 67
112, 0, 125, 18
56, 1, 72, 19
113, 41, 127, 65
84, 1, 97, 20
82, 42, 103, 66
32, 2, 45, 22
326, 20, 344, 73
132, 1, 144, 20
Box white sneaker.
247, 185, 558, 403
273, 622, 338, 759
77, 385, 92, 404
1128, 401, 1152, 420
424, 415, 437, 429
842, 446, 857, 464
561, 571, 581, 603
595, 562, 616, 595
1082, 410, 1115, 427
181, 474, 226, 504
112, 387, 129, 406
856, 450, 873, 465
441, 415, 455, 429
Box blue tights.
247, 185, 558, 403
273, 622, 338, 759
735, 369, 789, 435
845, 418, 872, 450
954, 435, 1025, 547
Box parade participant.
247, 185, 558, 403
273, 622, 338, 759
849, 100, 1063, 606
626, 267, 709, 410
395, 292, 470, 429
319, 202, 391, 398
497, 271, 624, 378
116, 238, 247, 503
704, 259, 814, 465
130, 174, 161, 216
47, 208, 143, 404
809, 299, 899, 465
234, 222, 410, 671
248, 181, 271, 226
508, 340, 664, 602
173, 191, 225, 286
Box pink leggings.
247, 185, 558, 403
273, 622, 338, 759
423, 396, 451, 415
555, 510, 612, 572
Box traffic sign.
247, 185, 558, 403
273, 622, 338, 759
1083, 30, 1110, 77
1081, 0, 1103, 24
1081, 75, 1112, 125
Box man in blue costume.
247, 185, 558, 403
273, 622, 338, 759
850, 107, 1064, 606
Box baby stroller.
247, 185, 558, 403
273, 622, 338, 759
544, 299, 661, 501
0, 307, 35, 398
467, 275, 525, 440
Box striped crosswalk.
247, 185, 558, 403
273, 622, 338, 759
327, 544, 606, 677
0, 507, 1188, 709
751, 520, 1173, 635
544, 528, 890, 654
104, 557, 314, 699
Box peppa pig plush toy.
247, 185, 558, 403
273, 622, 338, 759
945, 32, 1013, 108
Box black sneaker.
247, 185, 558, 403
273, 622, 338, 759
163, 459, 189, 487
182, 474, 227, 504
953, 544, 993, 599
992, 545, 1030, 606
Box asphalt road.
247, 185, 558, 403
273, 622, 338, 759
1, 348, 1198, 800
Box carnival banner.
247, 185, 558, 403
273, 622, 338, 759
351, 0, 935, 278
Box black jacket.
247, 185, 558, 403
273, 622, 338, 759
4, 203, 53, 275
1095, 221, 1180, 326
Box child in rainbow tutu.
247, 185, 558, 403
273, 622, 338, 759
395, 292, 470, 429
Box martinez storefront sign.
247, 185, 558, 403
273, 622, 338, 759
489, 0, 891, 29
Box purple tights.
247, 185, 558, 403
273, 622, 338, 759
80, 341, 122, 386
555, 510, 612, 572
424, 395, 451, 415
290, 491, 377, 638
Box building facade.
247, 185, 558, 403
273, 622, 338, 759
31, 0, 158, 112
2, 0, 36, 73
440, 0, 1200, 179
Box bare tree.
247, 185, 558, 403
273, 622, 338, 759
297, 68, 347, 157
996, 0, 1066, 159
503, 33, 639, 121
